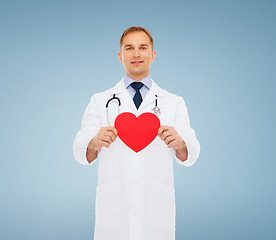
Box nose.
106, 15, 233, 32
134, 48, 140, 58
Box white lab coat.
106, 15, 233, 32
73, 79, 200, 240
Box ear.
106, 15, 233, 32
118, 51, 123, 63
151, 50, 156, 63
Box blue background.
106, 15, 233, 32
1, 0, 275, 239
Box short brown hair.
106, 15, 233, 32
120, 26, 154, 50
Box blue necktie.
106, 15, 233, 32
130, 82, 144, 109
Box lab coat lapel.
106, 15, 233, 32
138, 80, 164, 114
111, 79, 137, 112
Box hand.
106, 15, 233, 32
158, 126, 185, 150
89, 127, 118, 152
158, 125, 188, 162
86, 127, 118, 163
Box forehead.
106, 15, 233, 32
122, 31, 151, 46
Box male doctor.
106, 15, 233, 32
73, 26, 200, 240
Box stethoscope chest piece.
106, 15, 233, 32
152, 94, 161, 116
152, 106, 161, 116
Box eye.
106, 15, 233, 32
126, 47, 132, 50
141, 47, 147, 50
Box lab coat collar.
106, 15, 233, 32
109, 78, 166, 113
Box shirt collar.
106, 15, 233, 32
124, 75, 152, 90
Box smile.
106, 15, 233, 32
131, 61, 144, 66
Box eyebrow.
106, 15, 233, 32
124, 43, 149, 48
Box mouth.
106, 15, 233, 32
131, 61, 144, 64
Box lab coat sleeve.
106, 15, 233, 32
73, 94, 102, 165
173, 97, 200, 166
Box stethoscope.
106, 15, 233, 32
106, 94, 161, 125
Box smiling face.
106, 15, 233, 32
118, 31, 156, 81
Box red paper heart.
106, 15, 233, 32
115, 112, 161, 152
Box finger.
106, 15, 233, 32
158, 128, 168, 139
167, 139, 178, 148
163, 131, 175, 141
168, 139, 185, 149
102, 135, 113, 144
102, 126, 117, 131
159, 125, 175, 136
104, 127, 118, 136
161, 129, 174, 141
109, 133, 116, 142
162, 126, 176, 132
164, 135, 175, 145
104, 131, 117, 142
111, 127, 118, 136
100, 140, 110, 148
161, 125, 170, 129
99, 128, 117, 141
158, 126, 167, 136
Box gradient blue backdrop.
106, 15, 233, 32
1, 0, 275, 239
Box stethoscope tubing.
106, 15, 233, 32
106, 94, 121, 108
106, 94, 161, 125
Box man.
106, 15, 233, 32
73, 26, 200, 240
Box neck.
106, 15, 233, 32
126, 72, 150, 82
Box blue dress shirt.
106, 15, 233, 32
124, 75, 152, 100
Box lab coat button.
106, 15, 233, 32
133, 180, 138, 184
